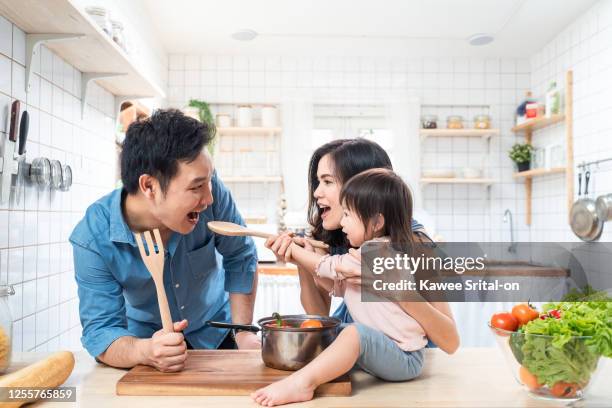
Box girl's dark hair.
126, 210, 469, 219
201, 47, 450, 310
340, 168, 414, 247
121, 109, 214, 195
307, 138, 392, 247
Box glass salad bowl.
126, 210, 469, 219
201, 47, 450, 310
489, 324, 605, 401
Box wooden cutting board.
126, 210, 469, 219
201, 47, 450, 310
116, 350, 351, 396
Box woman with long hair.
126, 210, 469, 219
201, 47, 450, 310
266, 138, 460, 353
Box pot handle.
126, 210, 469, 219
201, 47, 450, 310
584, 171, 590, 195
578, 171, 582, 196
205, 320, 260, 332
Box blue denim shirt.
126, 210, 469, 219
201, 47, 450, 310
69, 173, 257, 358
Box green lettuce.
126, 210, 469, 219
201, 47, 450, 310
517, 301, 612, 387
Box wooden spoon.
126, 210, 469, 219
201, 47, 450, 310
207, 221, 329, 250
134, 229, 173, 332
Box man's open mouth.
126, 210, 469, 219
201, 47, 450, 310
187, 211, 200, 224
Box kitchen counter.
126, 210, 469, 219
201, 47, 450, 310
10, 348, 611, 407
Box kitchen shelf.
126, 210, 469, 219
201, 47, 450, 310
512, 71, 573, 226
420, 178, 496, 186
222, 176, 283, 183
0, 0, 165, 101
420, 128, 499, 140
511, 115, 565, 133
513, 167, 566, 179
217, 127, 282, 136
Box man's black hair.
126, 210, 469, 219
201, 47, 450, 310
120, 109, 214, 195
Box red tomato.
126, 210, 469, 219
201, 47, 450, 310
550, 382, 580, 398
511, 303, 540, 326
490, 312, 519, 333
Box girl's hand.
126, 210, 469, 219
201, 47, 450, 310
335, 249, 362, 284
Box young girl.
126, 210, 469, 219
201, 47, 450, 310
252, 168, 457, 406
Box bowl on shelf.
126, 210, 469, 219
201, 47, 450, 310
460, 168, 482, 179
489, 323, 604, 402
422, 169, 455, 178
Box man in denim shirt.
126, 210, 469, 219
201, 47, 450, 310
70, 109, 259, 372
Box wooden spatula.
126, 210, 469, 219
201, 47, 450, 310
134, 229, 173, 332
207, 221, 329, 250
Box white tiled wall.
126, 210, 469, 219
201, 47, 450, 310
0, 15, 118, 353
529, 0, 612, 242
3, 2, 607, 353
167, 54, 531, 242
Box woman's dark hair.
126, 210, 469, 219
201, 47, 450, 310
307, 138, 392, 248
341, 168, 414, 247
120, 109, 215, 195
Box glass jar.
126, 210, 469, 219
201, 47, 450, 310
0, 285, 15, 373
85, 7, 112, 37
261, 105, 278, 127
111, 20, 125, 50
237, 105, 253, 127
474, 114, 491, 129
216, 113, 232, 128
421, 115, 438, 129
447, 115, 464, 129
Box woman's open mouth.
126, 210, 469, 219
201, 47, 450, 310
319, 204, 331, 219
187, 211, 200, 225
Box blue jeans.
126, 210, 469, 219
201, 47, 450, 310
350, 322, 424, 381
333, 302, 437, 348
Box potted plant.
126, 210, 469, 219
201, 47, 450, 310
187, 99, 216, 155
509, 143, 533, 172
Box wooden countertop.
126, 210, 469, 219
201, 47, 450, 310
11, 348, 612, 407
257, 262, 298, 276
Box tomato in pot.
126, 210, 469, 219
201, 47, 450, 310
269, 312, 293, 328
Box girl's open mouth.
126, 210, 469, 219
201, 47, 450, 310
319, 205, 331, 218
187, 211, 200, 224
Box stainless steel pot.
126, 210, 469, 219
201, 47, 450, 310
206, 314, 341, 371
596, 193, 612, 222
570, 171, 603, 241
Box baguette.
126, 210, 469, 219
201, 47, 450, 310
0, 327, 10, 372
0, 351, 75, 408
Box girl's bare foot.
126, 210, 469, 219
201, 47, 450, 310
250, 374, 316, 406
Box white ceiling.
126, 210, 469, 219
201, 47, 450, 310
142, 0, 597, 57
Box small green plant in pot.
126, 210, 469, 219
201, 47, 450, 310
188, 99, 216, 155
509, 143, 533, 172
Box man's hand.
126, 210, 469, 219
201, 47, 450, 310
139, 319, 189, 372
234, 331, 262, 349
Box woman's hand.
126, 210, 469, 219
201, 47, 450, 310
264, 233, 295, 260
266, 234, 324, 262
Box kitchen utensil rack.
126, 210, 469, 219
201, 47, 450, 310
577, 157, 612, 171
